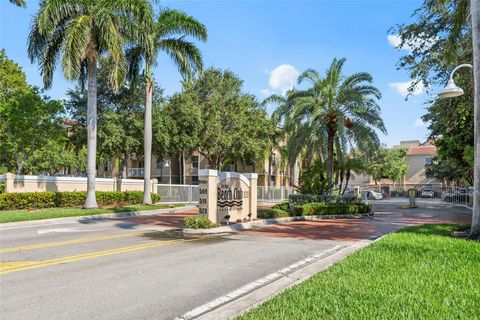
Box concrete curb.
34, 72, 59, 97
178, 238, 380, 320
183, 212, 373, 235
0, 205, 196, 230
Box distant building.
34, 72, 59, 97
102, 149, 299, 187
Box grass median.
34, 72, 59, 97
0, 204, 185, 223
238, 224, 480, 320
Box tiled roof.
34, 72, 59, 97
408, 145, 436, 156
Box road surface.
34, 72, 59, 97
0, 199, 471, 320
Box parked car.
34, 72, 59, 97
441, 189, 470, 202
420, 189, 434, 198
361, 190, 383, 200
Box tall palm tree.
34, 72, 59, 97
9, 0, 25, 7
127, 9, 207, 204
287, 58, 386, 191
28, 0, 153, 208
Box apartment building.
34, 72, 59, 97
103, 149, 299, 187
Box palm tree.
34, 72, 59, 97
28, 0, 153, 208
287, 58, 386, 191
127, 9, 207, 204
9, 0, 25, 7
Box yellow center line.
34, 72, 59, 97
0, 231, 154, 253
0, 237, 202, 275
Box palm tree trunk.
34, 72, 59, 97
326, 129, 335, 192
143, 77, 153, 204
84, 59, 98, 209
470, 0, 480, 238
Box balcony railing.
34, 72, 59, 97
128, 168, 144, 177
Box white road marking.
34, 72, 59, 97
175, 245, 345, 320
37, 228, 103, 234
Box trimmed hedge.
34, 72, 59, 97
257, 208, 292, 219
184, 215, 219, 229
289, 194, 361, 206
272, 201, 290, 210
295, 202, 372, 216
0, 191, 161, 210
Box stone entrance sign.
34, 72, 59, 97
198, 170, 257, 224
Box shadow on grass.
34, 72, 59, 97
396, 224, 470, 237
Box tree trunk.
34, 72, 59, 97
471, 0, 480, 238
121, 153, 127, 179
143, 79, 153, 204
267, 155, 272, 186
84, 59, 98, 209
326, 129, 335, 192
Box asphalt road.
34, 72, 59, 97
0, 199, 471, 320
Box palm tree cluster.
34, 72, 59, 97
267, 58, 386, 194
28, 0, 206, 208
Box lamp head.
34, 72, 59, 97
438, 78, 464, 98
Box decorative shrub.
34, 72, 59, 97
295, 203, 372, 216
272, 201, 290, 210
0, 183, 5, 194
0, 191, 161, 210
184, 215, 219, 229
289, 194, 361, 206
257, 208, 292, 219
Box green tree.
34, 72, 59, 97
283, 58, 386, 190
126, 8, 207, 204
28, 0, 153, 208
166, 68, 274, 169
0, 50, 64, 174
364, 147, 409, 188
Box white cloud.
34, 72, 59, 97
387, 34, 436, 53
414, 118, 426, 127
389, 81, 425, 97
261, 64, 300, 96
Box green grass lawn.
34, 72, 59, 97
238, 224, 480, 320
0, 204, 185, 223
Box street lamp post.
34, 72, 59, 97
438, 0, 480, 239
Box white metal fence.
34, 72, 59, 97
257, 186, 296, 203
156, 184, 294, 203
440, 186, 473, 207
156, 184, 199, 203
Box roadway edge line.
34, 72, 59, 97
174, 243, 351, 320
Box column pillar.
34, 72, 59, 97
245, 173, 258, 220
198, 169, 218, 223
4, 172, 15, 193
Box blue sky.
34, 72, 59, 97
0, 0, 432, 147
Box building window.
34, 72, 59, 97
192, 156, 199, 169
139, 160, 144, 168
156, 158, 163, 169
104, 161, 108, 172
270, 175, 276, 186
191, 176, 199, 185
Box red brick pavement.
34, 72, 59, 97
113, 206, 472, 242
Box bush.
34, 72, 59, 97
295, 203, 372, 216
272, 201, 290, 210
184, 215, 219, 229
289, 194, 361, 206
0, 183, 5, 194
257, 208, 292, 219
0, 191, 161, 210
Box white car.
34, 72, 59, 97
361, 190, 383, 200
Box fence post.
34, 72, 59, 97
4, 173, 14, 193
